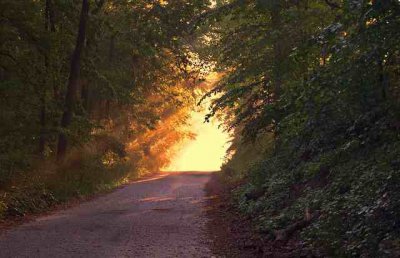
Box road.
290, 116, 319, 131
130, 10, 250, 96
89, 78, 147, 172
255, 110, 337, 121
0, 172, 214, 258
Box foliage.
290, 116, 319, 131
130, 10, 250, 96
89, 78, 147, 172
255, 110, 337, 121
198, 0, 400, 256
0, 148, 131, 219
0, 0, 210, 218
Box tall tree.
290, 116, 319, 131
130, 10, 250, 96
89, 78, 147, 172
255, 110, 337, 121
57, 0, 90, 159
39, 0, 57, 155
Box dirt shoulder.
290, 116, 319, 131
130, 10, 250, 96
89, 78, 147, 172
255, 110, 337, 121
205, 174, 264, 257
205, 173, 313, 258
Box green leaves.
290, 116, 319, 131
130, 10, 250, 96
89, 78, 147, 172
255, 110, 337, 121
0, 0, 211, 179
206, 0, 400, 256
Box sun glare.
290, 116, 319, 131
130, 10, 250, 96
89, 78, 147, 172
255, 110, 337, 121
164, 104, 231, 172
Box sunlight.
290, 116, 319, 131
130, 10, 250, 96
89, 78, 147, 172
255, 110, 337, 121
164, 103, 231, 172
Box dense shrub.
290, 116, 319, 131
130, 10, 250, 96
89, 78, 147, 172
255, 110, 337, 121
201, 0, 400, 256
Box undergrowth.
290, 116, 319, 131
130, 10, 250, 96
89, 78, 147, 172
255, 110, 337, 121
0, 147, 148, 221
222, 109, 400, 257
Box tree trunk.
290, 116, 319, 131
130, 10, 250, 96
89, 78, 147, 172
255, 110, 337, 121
79, 0, 106, 115
38, 0, 56, 156
378, 58, 388, 101
45, 0, 56, 32
108, 34, 115, 63
38, 95, 46, 154
271, 5, 283, 99
46, 0, 60, 100
81, 80, 89, 111
57, 0, 90, 159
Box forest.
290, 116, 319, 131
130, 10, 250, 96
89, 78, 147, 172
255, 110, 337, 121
1, 0, 208, 217
1, 0, 399, 257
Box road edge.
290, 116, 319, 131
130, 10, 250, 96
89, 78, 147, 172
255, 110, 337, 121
205, 173, 263, 257
0, 172, 166, 232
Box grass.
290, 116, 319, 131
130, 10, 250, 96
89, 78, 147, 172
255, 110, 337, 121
0, 148, 149, 221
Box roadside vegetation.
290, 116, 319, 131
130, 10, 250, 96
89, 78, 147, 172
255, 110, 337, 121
197, 0, 400, 257
0, 0, 209, 221
1, 0, 399, 256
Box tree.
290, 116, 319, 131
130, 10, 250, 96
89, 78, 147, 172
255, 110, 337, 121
57, 0, 90, 159
0, 0, 210, 182
196, 0, 400, 256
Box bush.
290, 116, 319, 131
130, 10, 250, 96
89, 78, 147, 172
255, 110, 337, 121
0, 145, 135, 220
222, 113, 400, 257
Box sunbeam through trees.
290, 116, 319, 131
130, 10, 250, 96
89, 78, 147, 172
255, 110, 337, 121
1, 0, 400, 257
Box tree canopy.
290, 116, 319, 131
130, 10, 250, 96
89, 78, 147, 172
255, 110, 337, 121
195, 0, 400, 256
0, 0, 210, 180
1, 0, 399, 256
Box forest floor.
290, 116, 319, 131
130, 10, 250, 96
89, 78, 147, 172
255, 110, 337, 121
0, 172, 214, 257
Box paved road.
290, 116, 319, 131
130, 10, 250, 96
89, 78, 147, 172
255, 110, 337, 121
0, 172, 214, 258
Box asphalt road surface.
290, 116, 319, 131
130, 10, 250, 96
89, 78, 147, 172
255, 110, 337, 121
0, 172, 214, 258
